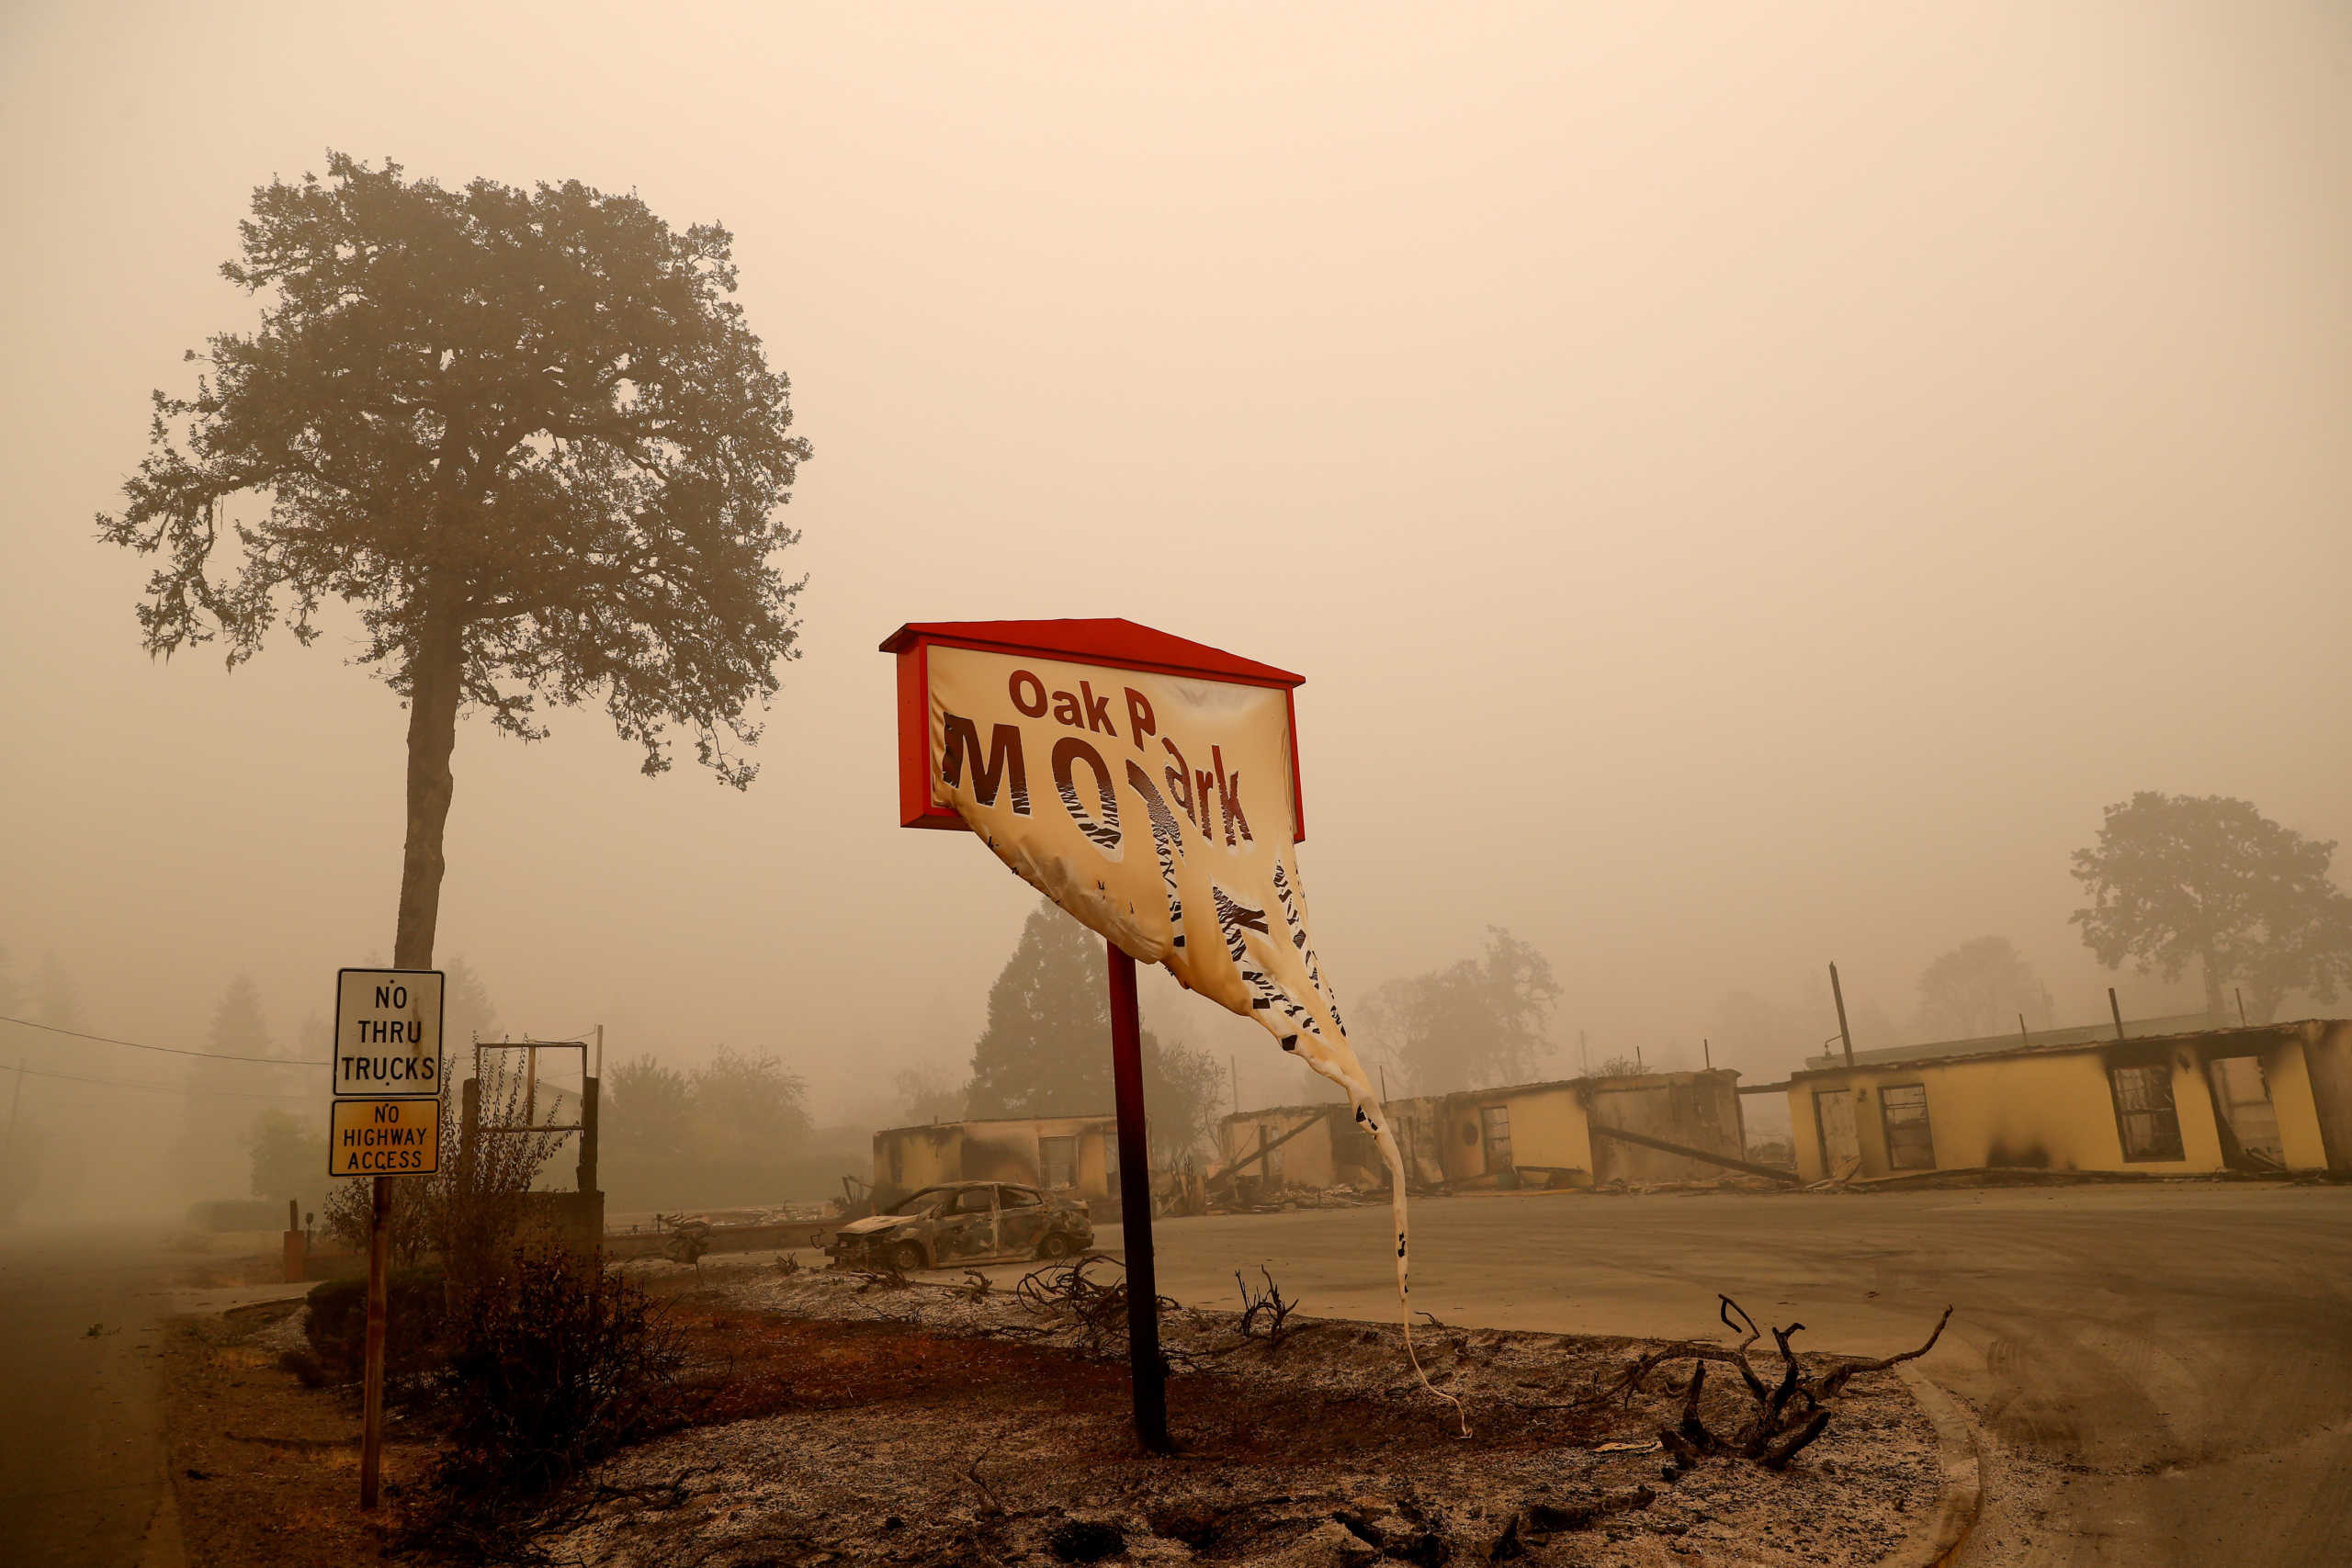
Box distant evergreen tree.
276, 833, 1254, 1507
183, 976, 274, 1198
966, 901, 1220, 1164
967, 902, 1132, 1119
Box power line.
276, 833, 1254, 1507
0, 1014, 328, 1066
6, 1062, 312, 1102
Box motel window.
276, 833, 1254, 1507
1480, 1104, 1514, 1170
1040, 1135, 1078, 1190
1879, 1085, 1937, 1171
2109, 1064, 2185, 1162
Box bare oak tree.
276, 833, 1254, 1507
100, 152, 811, 971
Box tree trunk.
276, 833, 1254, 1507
392, 595, 465, 971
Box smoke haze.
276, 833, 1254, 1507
4, 1, 2347, 1214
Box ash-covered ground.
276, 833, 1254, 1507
538, 1257, 1940, 1567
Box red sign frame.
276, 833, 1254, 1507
879, 617, 1309, 841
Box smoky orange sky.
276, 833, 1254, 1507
4, 2, 2348, 1188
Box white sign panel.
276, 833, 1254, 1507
333, 968, 445, 1099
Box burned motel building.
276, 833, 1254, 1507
871, 1114, 1127, 1213
1790, 1018, 2352, 1183
1219, 1070, 1757, 1194
869, 1021, 2352, 1210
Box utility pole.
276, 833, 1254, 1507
1829, 962, 1856, 1067
2109, 987, 2126, 1040
2018, 1012, 2030, 1047
2235, 988, 2247, 1027
1, 1060, 23, 1172
1702, 1037, 1711, 1070
1577, 1027, 1589, 1077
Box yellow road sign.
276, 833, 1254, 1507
329, 1096, 441, 1177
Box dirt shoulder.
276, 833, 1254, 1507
155, 1298, 429, 1568
540, 1258, 1944, 1567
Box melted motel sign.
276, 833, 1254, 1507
329, 1096, 441, 1176
333, 968, 445, 1098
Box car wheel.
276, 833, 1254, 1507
1037, 1231, 1079, 1260
887, 1240, 926, 1273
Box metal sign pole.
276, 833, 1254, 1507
1104, 942, 1170, 1453
360, 1172, 390, 1506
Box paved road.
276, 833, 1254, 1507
0, 1227, 305, 1568
1114, 1185, 2352, 1568
0, 1226, 186, 1568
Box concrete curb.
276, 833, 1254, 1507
1883, 1367, 1983, 1568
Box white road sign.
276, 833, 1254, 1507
333, 967, 445, 1099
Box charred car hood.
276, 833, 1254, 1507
836, 1213, 917, 1236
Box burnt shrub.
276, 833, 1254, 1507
303, 1267, 447, 1389
435, 1242, 683, 1501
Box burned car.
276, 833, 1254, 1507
828, 1179, 1092, 1272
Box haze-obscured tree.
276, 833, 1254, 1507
1709, 989, 1804, 1078
892, 1063, 967, 1125
0, 945, 20, 1017
2071, 792, 2352, 1023
965, 901, 1213, 1163
444, 955, 499, 1048
1375, 927, 1561, 1093
690, 1047, 810, 1166
199, 976, 273, 1065
1591, 1053, 1651, 1078
175, 976, 274, 1197
605, 1055, 693, 1167
1798, 968, 1901, 1056
967, 902, 1138, 1118
1916, 937, 2053, 1040
1345, 984, 1416, 1096
246, 1108, 326, 1212
1144, 1035, 1223, 1167
99, 152, 811, 976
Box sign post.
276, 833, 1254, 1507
329, 966, 445, 1509
1103, 944, 1170, 1451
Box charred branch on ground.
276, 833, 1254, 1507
1013, 1255, 1184, 1362
1584, 1295, 1951, 1471
1234, 1267, 1303, 1352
